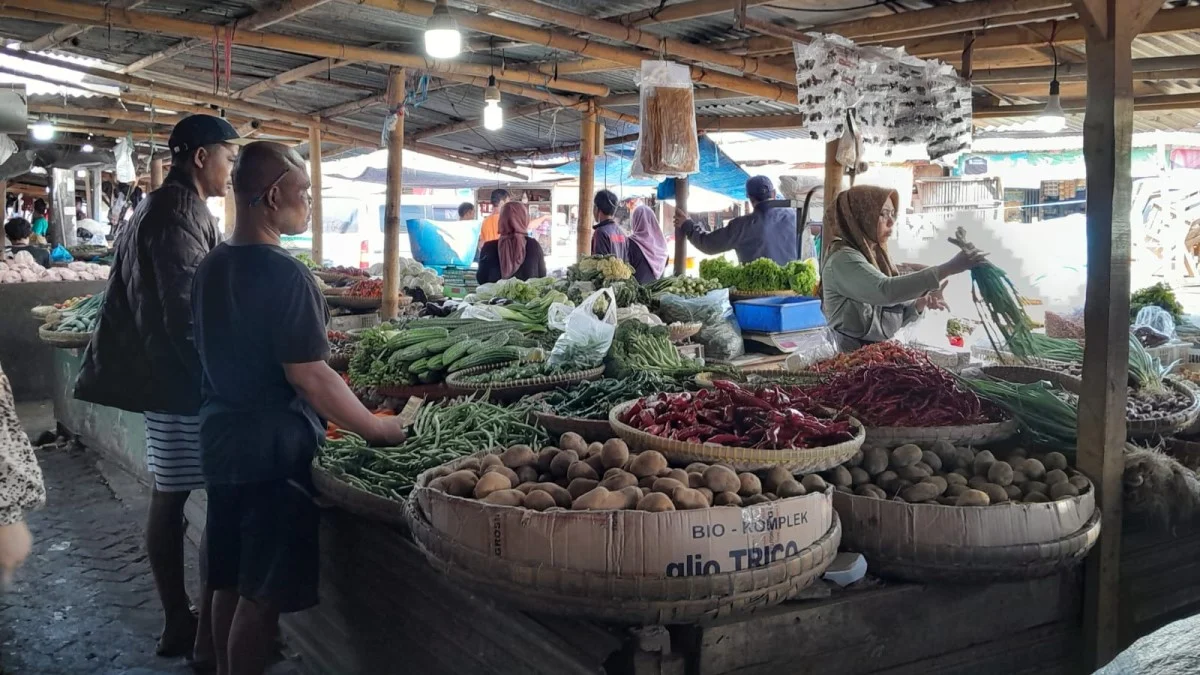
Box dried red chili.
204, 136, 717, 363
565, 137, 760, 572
808, 362, 993, 427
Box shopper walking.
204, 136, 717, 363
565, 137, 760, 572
75, 114, 242, 664
192, 141, 406, 675
0, 361, 45, 589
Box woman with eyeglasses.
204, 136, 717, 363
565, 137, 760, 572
818, 185, 987, 353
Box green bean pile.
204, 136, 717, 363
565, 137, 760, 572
541, 372, 688, 420
317, 396, 546, 500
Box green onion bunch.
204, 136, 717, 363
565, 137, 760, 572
961, 376, 1078, 450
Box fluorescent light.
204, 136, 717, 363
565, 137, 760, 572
30, 117, 54, 141
1037, 79, 1066, 135
30, 166, 46, 174
76, 169, 88, 178
483, 75, 502, 131
424, 3, 461, 59
81, 143, 94, 153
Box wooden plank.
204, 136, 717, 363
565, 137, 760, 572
672, 177, 689, 276
694, 576, 1080, 675
578, 102, 596, 261
309, 120, 323, 265
871, 622, 1078, 675
381, 69, 404, 321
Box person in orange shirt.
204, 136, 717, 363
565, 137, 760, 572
478, 188, 509, 248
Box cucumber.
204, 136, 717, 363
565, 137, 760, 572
409, 357, 431, 374
421, 337, 457, 356
425, 354, 444, 371
391, 327, 449, 349
442, 339, 478, 365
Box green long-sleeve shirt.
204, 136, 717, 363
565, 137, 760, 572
820, 248, 941, 351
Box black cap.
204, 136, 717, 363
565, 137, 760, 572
168, 114, 243, 156
746, 175, 775, 202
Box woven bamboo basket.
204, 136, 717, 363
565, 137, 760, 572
446, 364, 605, 401
667, 321, 703, 343
30, 305, 55, 321
326, 295, 411, 311
1126, 378, 1200, 438
526, 394, 614, 442
976, 365, 1082, 392
322, 287, 348, 297
310, 462, 408, 530
38, 325, 91, 349
1165, 437, 1200, 471
313, 271, 360, 283
864, 418, 1019, 448
608, 399, 864, 472
833, 485, 1099, 583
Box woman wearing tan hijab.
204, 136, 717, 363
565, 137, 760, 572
820, 185, 987, 352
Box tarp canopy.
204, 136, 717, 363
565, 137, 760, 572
329, 165, 515, 190
554, 135, 751, 201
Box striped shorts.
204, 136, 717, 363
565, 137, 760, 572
144, 411, 205, 493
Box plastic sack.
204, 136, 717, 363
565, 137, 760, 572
656, 288, 744, 361
50, 244, 73, 262
114, 137, 136, 183
631, 60, 699, 178
548, 288, 617, 368
460, 304, 505, 322
784, 328, 840, 371
1134, 305, 1177, 340
616, 304, 664, 326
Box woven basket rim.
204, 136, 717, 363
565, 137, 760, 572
310, 461, 408, 528
1127, 378, 1200, 435
608, 398, 864, 472
373, 381, 460, 400
38, 324, 91, 348
446, 363, 605, 392
730, 289, 799, 299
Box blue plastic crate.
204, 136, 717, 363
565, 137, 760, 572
734, 296, 826, 333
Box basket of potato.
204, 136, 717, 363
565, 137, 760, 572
812, 441, 1100, 583
405, 432, 842, 624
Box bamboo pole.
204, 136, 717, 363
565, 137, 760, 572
971, 54, 1200, 83
150, 159, 163, 190
610, 0, 776, 27
672, 177, 689, 276
412, 99, 636, 142
382, 69, 405, 322
578, 102, 596, 261
823, 140, 842, 232
309, 120, 324, 265
0, 0, 610, 97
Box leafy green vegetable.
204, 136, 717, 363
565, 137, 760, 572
699, 257, 817, 295
606, 320, 702, 379
783, 259, 818, 295
698, 257, 740, 288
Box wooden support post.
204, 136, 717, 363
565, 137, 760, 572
823, 140, 843, 225
150, 158, 163, 190
578, 101, 597, 261
1071, 0, 1160, 668
381, 68, 405, 321
82, 172, 93, 220
673, 177, 689, 276
309, 120, 324, 266
0, 180, 6, 218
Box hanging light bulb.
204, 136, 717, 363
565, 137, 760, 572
31, 116, 55, 141
424, 2, 461, 60
76, 169, 88, 178
483, 75, 503, 131
1037, 79, 1067, 134
81, 143, 95, 153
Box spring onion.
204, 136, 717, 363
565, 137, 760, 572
961, 376, 1078, 450
950, 227, 1036, 360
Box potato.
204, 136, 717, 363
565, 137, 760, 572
444, 470, 479, 497
1015, 458, 1046, 481
558, 432, 587, 455
849, 467, 871, 486
484, 465, 520, 487
651, 477, 687, 495
567, 477, 600, 500
671, 487, 710, 510
1024, 491, 1049, 503
863, 447, 890, 476
763, 493, 779, 501
686, 472, 705, 489
586, 442, 604, 458
536, 447, 560, 472
874, 470, 899, 490
697, 487, 715, 506
665, 468, 689, 485
629, 451, 668, 478
979, 482, 1009, 504
915, 461, 934, 476
945, 484, 969, 498
459, 457, 481, 472
921, 450, 943, 473
901, 482, 941, 503
988, 461, 1014, 487
480, 454, 504, 471
617, 486, 642, 509
1069, 475, 1091, 492
473, 471, 512, 499
922, 475, 948, 496
777, 480, 807, 498
744, 494, 772, 505
567, 461, 599, 482
1050, 481, 1080, 500
685, 462, 710, 474
888, 479, 913, 494
847, 449, 864, 467
714, 491, 743, 506
599, 470, 638, 491
1024, 481, 1049, 497
967, 476, 989, 490
637, 492, 675, 512
528, 482, 571, 507
944, 472, 967, 487
937, 496, 959, 506
827, 465, 853, 488
430, 465, 454, 479
428, 476, 450, 492
1004, 484, 1023, 500
952, 468, 972, 480
955, 489, 991, 506
481, 489, 525, 506
856, 484, 886, 499
515, 465, 540, 486
704, 465, 741, 493
500, 444, 536, 469
1007, 447, 1028, 460
896, 464, 930, 482
538, 472, 554, 484
550, 450, 579, 478
738, 472, 763, 496
583, 453, 606, 474
1045, 469, 1069, 486
523, 490, 557, 511
1043, 451, 1069, 472
973, 450, 996, 477
954, 447, 976, 472
762, 466, 794, 493
891, 444, 923, 469
931, 440, 957, 469
600, 439, 630, 470
572, 486, 623, 510
1010, 470, 1028, 485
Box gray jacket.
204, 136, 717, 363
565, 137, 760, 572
683, 205, 797, 265
820, 248, 940, 352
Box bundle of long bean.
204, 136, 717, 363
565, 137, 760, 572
961, 377, 1078, 449
949, 227, 1035, 359
316, 396, 547, 500
541, 372, 687, 420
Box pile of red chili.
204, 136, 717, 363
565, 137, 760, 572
809, 362, 991, 427
810, 341, 927, 374
347, 278, 384, 298
618, 380, 856, 449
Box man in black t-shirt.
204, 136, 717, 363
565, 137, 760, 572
192, 141, 406, 675
4, 217, 51, 268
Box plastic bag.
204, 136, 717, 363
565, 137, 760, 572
616, 304, 663, 326
784, 328, 840, 371
114, 137, 136, 183
631, 60, 699, 178
50, 244, 73, 262
460, 304, 505, 322
1134, 305, 1177, 340
656, 288, 744, 361
548, 288, 616, 368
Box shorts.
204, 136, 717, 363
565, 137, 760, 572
206, 474, 319, 613
144, 412, 205, 492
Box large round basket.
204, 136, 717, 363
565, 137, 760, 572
311, 461, 408, 529
446, 364, 605, 402
406, 451, 841, 624
526, 393, 613, 442
609, 399, 864, 473
38, 325, 91, 349
730, 289, 797, 301
1127, 378, 1200, 439
864, 418, 1019, 448
374, 381, 461, 402
313, 270, 360, 283
326, 295, 411, 311
322, 287, 348, 297
667, 321, 703, 343
832, 481, 1099, 583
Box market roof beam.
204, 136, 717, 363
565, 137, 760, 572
314, 93, 388, 118
0, 0, 610, 97
972, 54, 1200, 83
412, 100, 593, 141
431, 72, 634, 125
606, 0, 776, 27
973, 91, 1200, 118
18, 0, 147, 51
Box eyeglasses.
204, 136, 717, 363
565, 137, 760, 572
880, 209, 897, 220
248, 168, 290, 207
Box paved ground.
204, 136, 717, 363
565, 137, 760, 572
0, 406, 300, 675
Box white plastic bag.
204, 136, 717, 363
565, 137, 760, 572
548, 288, 616, 368
460, 304, 505, 322
656, 288, 744, 361
631, 60, 699, 179
784, 328, 840, 371
114, 137, 136, 183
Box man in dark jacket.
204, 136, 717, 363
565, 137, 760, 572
590, 189, 628, 260
75, 115, 241, 664
674, 175, 798, 266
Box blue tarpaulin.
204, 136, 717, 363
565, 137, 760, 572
555, 136, 750, 201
